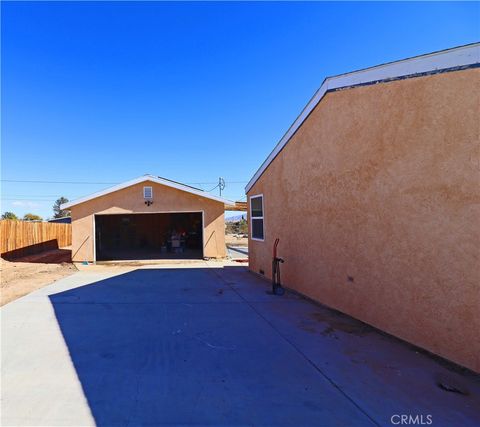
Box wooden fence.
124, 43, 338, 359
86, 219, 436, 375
1, 220, 72, 259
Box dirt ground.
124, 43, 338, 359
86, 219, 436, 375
1, 249, 77, 306
225, 234, 248, 246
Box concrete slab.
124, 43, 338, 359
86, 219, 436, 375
2, 264, 479, 426
226, 245, 248, 260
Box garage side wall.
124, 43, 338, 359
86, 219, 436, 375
247, 68, 480, 372
70, 182, 226, 261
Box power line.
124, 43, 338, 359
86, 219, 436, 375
2, 190, 249, 199
1, 179, 249, 203
1, 179, 249, 185
1, 179, 119, 185
1, 198, 57, 201
3, 194, 67, 197
206, 183, 219, 192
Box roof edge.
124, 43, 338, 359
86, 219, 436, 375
61, 175, 235, 209
245, 43, 480, 193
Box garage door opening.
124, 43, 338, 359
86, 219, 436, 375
94, 212, 203, 261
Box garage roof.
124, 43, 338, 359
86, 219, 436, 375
61, 175, 236, 209
245, 43, 480, 193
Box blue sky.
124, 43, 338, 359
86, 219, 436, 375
2, 1, 478, 219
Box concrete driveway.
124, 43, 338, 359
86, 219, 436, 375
226, 245, 248, 261
2, 263, 479, 426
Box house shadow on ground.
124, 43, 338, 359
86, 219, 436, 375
48, 267, 372, 427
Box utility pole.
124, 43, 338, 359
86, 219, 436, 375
219, 177, 225, 197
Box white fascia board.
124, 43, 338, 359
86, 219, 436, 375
245, 43, 480, 193
61, 175, 235, 209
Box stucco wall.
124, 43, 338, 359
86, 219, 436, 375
71, 181, 226, 261
247, 68, 480, 372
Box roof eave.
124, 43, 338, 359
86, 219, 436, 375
245, 43, 480, 193
61, 175, 235, 209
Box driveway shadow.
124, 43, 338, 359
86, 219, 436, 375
48, 267, 372, 426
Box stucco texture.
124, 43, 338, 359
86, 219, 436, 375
247, 68, 480, 372
70, 181, 226, 262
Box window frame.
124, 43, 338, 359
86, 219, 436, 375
250, 194, 265, 242
143, 186, 153, 199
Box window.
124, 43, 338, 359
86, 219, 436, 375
143, 186, 153, 199
250, 194, 264, 241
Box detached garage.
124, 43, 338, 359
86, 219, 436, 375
62, 175, 235, 262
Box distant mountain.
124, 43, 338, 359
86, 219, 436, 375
226, 214, 247, 223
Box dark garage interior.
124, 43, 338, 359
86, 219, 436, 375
95, 212, 203, 261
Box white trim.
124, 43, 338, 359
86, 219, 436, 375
250, 194, 264, 242
245, 43, 480, 193
93, 210, 205, 260
143, 186, 153, 199
61, 175, 236, 209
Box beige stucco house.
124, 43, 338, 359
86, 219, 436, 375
62, 175, 234, 262
245, 43, 480, 372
